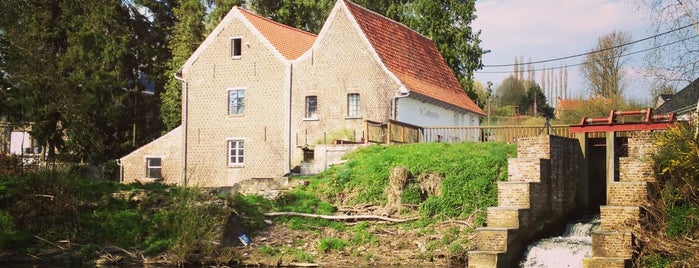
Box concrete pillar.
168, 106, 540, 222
576, 132, 590, 210
606, 131, 615, 205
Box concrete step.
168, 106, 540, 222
507, 158, 550, 183
591, 230, 634, 258
607, 181, 655, 207
600, 206, 641, 231
583, 257, 631, 268
486, 207, 531, 229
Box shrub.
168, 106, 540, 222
317, 237, 347, 253
0, 154, 22, 176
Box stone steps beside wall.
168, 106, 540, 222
468, 135, 585, 267
607, 182, 655, 207
507, 158, 550, 182
473, 228, 520, 252
584, 137, 654, 268
486, 207, 531, 229
600, 206, 641, 231
467, 251, 504, 268
590, 230, 634, 259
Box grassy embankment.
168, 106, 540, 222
0, 141, 516, 266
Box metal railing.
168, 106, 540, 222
423, 125, 575, 143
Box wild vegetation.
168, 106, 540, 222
0, 167, 244, 266
0, 141, 515, 266
637, 123, 699, 267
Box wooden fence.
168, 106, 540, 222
366, 120, 423, 144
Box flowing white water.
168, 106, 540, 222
520, 217, 600, 268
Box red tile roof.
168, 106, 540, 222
342, 1, 485, 116
557, 99, 584, 111
238, 7, 317, 60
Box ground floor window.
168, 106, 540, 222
146, 157, 162, 178
228, 139, 244, 166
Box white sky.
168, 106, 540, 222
472, 0, 655, 104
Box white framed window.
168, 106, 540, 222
305, 96, 318, 119
228, 139, 244, 166
231, 37, 242, 59
228, 89, 245, 115
146, 157, 162, 178
347, 93, 360, 118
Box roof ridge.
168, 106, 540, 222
236, 7, 317, 38
341, 0, 430, 42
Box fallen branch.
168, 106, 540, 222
29, 194, 55, 201
264, 212, 419, 223
35, 235, 65, 250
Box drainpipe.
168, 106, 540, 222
174, 69, 188, 187
116, 159, 123, 183
288, 63, 293, 176
391, 85, 410, 121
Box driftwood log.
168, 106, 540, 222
264, 212, 418, 223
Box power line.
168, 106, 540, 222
475, 35, 698, 74
480, 23, 695, 68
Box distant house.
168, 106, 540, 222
118, 0, 484, 187
554, 98, 584, 119
655, 78, 699, 122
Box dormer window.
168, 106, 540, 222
231, 37, 242, 59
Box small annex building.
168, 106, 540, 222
119, 0, 484, 187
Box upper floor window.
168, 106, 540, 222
231, 37, 242, 59
146, 157, 162, 178
305, 96, 318, 119
347, 93, 360, 118
228, 89, 245, 115
228, 139, 244, 166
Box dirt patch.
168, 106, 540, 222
234, 220, 471, 267
418, 172, 443, 197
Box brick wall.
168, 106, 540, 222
607, 182, 652, 207
470, 135, 586, 267
600, 206, 640, 231
291, 6, 396, 163
120, 126, 183, 184
182, 14, 291, 187
590, 231, 633, 258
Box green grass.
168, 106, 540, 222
302, 142, 515, 218
317, 237, 347, 253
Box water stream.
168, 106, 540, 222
520, 217, 600, 268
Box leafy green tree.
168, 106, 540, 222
523, 84, 554, 118
496, 76, 527, 112
0, 0, 69, 161
249, 0, 334, 33
0, 0, 168, 163
206, 0, 246, 31
160, 0, 207, 131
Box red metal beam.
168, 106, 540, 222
569, 122, 675, 133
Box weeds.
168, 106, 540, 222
317, 237, 347, 253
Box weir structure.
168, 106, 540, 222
467, 109, 675, 268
